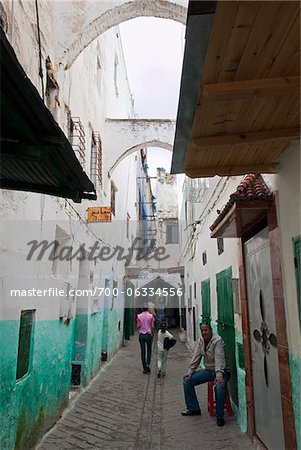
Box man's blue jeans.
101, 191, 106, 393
139, 333, 153, 370
183, 369, 231, 419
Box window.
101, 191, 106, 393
166, 220, 179, 244
90, 131, 103, 188
188, 285, 192, 310
96, 56, 102, 97
114, 54, 119, 96
111, 181, 117, 216
202, 250, 207, 265
111, 280, 118, 311
52, 226, 71, 278
71, 363, 81, 386
217, 238, 224, 255
16, 310, 35, 380
126, 213, 130, 239
194, 282, 197, 299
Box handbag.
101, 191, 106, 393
163, 337, 176, 350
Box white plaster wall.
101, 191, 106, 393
0, 14, 138, 323
178, 176, 244, 346
2, 0, 56, 95
153, 171, 180, 270
272, 142, 301, 356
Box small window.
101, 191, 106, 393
188, 285, 192, 310
217, 238, 224, 255
202, 250, 207, 265
126, 213, 130, 239
16, 310, 35, 380
194, 282, 197, 299
166, 220, 179, 244
111, 181, 117, 216
113, 280, 118, 298
96, 56, 102, 97
71, 363, 81, 386
114, 54, 119, 96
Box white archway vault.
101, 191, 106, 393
104, 119, 175, 175
58, 0, 187, 69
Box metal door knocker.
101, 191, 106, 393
253, 290, 277, 387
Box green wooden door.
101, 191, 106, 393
123, 281, 135, 340
216, 267, 238, 405
293, 236, 301, 327
201, 279, 211, 323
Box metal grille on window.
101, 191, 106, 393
90, 131, 103, 188
69, 116, 85, 167
183, 177, 209, 202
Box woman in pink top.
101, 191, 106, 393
137, 304, 155, 373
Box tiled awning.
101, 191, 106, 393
0, 28, 97, 203
210, 174, 273, 238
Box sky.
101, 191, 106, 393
119, 17, 185, 178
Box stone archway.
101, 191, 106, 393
109, 141, 173, 175
102, 118, 175, 175
58, 0, 187, 69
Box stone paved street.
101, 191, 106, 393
37, 331, 258, 450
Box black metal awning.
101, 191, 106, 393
0, 28, 97, 203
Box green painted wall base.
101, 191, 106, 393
290, 353, 301, 450
1, 307, 124, 450
235, 331, 247, 433
0, 319, 74, 450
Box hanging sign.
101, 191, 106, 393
87, 206, 112, 222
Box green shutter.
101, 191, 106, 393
16, 310, 34, 380
216, 267, 238, 405
201, 278, 211, 322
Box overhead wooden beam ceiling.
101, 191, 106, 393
172, 1, 300, 177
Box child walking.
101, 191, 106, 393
157, 322, 174, 378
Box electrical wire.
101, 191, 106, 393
179, 177, 231, 263
35, 0, 44, 100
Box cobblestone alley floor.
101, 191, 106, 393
37, 330, 257, 450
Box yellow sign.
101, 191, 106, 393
87, 206, 112, 222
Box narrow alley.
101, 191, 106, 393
1, 1, 300, 449
37, 331, 256, 450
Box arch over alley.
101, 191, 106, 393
104, 118, 175, 175
58, 0, 187, 69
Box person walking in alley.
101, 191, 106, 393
157, 322, 174, 378
137, 304, 155, 373
181, 322, 230, 426
147, 300, 157, 328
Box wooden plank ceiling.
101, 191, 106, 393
184, 1, 300, 177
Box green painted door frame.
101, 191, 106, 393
216, 267, 238, 405
293, 236, 301, 327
